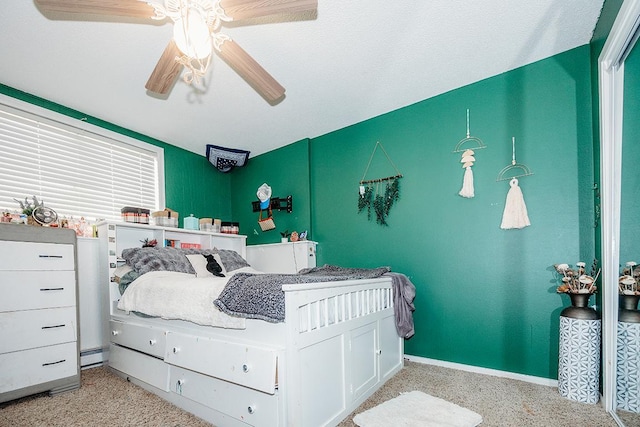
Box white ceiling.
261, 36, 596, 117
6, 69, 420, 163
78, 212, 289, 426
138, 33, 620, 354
1, 1, 604, 157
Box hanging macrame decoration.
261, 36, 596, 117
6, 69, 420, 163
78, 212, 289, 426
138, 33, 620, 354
453, 109, 487, 198
497, 137, 533, 229
358, 141, 403, 226
459, 149, 476, 198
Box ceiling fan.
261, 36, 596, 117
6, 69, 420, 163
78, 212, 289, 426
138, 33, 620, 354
35, 0, 318, 103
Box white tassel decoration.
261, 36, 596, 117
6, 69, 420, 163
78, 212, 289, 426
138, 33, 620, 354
459, 166, 474, 198
458, 149, 475, 198
500, 178, 531, 229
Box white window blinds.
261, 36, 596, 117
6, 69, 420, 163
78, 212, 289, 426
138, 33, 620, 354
0, 102, 162, 222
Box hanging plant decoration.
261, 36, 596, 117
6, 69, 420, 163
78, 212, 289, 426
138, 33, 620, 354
358, 185, 374, 220
358, 142, 403, 226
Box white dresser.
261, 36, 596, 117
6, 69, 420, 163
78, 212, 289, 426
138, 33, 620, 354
0, 224, 80, 403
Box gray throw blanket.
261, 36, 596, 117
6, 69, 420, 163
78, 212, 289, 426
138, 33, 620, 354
385, 272, 416, 338
214, 265, 391, 323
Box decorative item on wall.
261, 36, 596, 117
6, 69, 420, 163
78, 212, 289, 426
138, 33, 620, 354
256, 183, 276, 231
358, 141, 403, 226
453, 109, 487, 198
251, 195, 293, 213
497, 137, 533, 229
206, 144, 250, 173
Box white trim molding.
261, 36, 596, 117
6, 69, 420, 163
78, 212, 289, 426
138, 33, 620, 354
404, 354, 558, 388
598, 0, 640, 421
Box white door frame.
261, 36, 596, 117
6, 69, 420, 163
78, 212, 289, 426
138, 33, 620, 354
598, 0, 640, 419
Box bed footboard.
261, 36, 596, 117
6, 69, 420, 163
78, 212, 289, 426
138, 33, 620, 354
283, 277, 403, 427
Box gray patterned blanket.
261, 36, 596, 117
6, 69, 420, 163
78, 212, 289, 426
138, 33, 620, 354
214, 264, 391, 323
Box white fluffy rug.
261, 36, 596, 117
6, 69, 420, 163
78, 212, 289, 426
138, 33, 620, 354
353, 391, 483, 427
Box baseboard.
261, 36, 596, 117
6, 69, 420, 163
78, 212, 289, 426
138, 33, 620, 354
404, 354, 558, 388
81, 348, 106, 369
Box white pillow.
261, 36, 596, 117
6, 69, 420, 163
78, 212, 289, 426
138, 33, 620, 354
186, 254, 213, 278
186, 253, 227, 277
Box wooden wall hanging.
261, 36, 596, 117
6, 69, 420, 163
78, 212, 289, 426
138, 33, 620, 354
357, 141, 403, 226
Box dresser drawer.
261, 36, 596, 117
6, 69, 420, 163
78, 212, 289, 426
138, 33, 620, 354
165, 331, 277, 394
170, 365, 280, 427
0, 241, 74, 271
110, 320, 166, 358
0, 342, 78, 394
0, 271, 76, 312
109, 344, 170, 392
0, 307, 77, 354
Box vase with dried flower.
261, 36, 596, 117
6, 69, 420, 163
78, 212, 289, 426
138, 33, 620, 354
554, 260, 602, 404
554, 261, 600, 320
619, 261, 640, 323
617, 262, 640, 414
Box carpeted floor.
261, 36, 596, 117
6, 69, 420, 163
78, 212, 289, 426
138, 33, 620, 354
1, 361, 637, 426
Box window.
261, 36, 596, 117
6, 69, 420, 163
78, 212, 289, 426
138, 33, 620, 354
0, 96, 164, 223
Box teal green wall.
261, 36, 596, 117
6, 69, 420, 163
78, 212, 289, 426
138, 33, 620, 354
0, 84, 232, 222
620, 43, 640, 263
230, 140, 312, 245
234, 46, 596, 379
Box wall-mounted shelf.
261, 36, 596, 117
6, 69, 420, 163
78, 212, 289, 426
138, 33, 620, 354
252, 195, 293, 213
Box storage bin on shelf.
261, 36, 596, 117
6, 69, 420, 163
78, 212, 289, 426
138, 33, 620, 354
183, 214, 199, 230
151, 208, 179, 227
121, 207, 150, 224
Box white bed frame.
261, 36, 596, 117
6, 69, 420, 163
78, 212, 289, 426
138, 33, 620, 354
98, 222, 403, 427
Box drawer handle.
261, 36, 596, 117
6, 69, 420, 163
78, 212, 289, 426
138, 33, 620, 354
149, 339, 156, 346
38, 255, 64, 259
242, 364, 250, 373
40, 288, 65, 292
43, 359, 66, 366
173, 347, 180, 354
42, 324, 66, 329
112, 330, 119, 336
247, 405, 256, 415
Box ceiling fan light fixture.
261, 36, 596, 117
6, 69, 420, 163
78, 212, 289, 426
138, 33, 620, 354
173, 7, 212, 60
36, 0, 318, 99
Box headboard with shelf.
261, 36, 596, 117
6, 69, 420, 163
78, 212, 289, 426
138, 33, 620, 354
96, 221, 247, 318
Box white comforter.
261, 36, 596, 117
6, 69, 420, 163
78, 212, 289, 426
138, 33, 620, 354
117, 267, 262, 329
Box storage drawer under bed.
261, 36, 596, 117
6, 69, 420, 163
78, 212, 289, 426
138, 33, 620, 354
170, 365, 280, 427
108, 344, 170, 392
165, 331, 278, 394
110, 319, 166, 358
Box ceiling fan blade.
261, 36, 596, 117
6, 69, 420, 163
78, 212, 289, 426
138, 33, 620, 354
145, 40, 184, 95
219, 0, 317, 21
35, 0, 156, 18
216, 38, 285, 103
